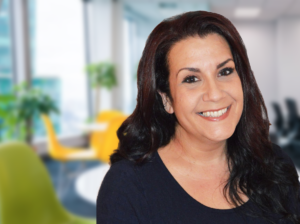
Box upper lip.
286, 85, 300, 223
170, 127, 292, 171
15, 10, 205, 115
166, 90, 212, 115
199, 105, 231, 113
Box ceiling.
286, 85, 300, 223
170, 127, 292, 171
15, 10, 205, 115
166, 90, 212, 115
211, 0, 300, 21
123, 0, 300, 22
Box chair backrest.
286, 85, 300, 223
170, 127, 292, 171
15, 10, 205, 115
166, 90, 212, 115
90, 110, 124, 156
98, 115, 127, 163
96, 110, 124, 122
0, 141, 71, 224
40, 114, 62, 158
286, 98, 299, 130
271, 102, 285, 131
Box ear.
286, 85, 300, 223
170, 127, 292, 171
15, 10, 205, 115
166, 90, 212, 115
158, 91, 174, 114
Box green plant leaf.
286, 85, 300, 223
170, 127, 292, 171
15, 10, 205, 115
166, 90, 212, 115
85, 61, 117, 89
0, 82, 60, 142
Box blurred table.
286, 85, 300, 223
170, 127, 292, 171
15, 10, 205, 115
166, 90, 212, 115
75, 164, 110, 204
78, 122, 108, 132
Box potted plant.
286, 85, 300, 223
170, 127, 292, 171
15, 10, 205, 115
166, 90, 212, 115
86, 61, 117, 119
8, 82, 58, 143
0, 94, 18, 141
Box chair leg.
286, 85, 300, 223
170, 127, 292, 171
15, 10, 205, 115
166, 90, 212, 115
57, 162, 67, 198
65, 161, 87, 179
56, 161, 87, 199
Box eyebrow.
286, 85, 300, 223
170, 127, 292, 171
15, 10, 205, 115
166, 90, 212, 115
216, 58, 233, 69
176, 58, 233, 77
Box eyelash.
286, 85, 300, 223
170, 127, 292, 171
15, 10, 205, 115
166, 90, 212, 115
182, 75, 199, 83
182, 67, 235, 83
219, 67, 234, 77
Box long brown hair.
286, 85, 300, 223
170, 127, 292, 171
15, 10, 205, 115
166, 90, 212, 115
111, 11, 300, 223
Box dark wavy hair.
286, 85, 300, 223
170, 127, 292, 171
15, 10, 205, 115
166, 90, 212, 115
111, 11, 300, 223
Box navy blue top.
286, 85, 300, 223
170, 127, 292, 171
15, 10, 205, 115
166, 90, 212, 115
96, 143, 299, 223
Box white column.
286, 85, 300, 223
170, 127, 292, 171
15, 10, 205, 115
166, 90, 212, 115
82, 0, 93, 118
9, 0, 31, 84
111, 0, 125, 111
86, 0, 115, 112
85, 0, 126, 113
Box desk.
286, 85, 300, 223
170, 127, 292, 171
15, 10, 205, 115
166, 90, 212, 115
75, 165, 300, 205
75, 164, 110, 204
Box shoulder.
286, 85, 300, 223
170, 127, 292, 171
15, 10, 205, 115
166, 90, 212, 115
96, 159, 150, 223
105, 159, 137, 180
98, 159, 142, 197
271, 142, 299, 190
271, 143, 300, 213
271, 142, 295, 167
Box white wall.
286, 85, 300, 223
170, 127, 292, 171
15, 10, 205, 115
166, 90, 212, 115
232, 18, 300, 132
232, 21, 277, 131
276, 17, 300, 116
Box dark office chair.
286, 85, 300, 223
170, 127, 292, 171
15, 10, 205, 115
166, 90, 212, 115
284, 98, 300, 160
285, 98, 300, 140
271, 102, 286, 137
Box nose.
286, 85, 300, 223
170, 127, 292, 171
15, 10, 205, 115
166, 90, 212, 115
202, 78, 225, 102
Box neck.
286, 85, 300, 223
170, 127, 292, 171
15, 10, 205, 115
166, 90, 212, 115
171, 126, 228, 166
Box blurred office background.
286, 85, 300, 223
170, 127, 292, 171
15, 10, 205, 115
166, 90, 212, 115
0, 0, 300, 221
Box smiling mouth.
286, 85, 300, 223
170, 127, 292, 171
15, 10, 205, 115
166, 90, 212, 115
198, 105, 231, 118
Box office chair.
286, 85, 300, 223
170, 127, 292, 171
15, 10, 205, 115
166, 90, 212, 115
0, 141, 95, 224
271, 102, 286, 137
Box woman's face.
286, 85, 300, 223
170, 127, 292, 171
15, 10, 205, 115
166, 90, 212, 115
162, 33, 244, 143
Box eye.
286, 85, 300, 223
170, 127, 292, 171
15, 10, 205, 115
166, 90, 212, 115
219, 67, 234, 77
182, 75, 199, 83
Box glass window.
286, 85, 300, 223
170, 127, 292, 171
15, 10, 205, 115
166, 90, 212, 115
0, 0, 14, 141
0, 0, 13, 79
30, 0, 89, 137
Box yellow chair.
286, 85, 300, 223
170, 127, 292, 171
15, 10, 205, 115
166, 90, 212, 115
97, 115, 127, 163
41, 110, 126, 162
90, 110, 124, 158
41, 114, 98, 161
41, 111, 126, 196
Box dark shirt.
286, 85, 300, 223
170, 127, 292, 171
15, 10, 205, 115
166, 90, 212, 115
96, 143, 299, 223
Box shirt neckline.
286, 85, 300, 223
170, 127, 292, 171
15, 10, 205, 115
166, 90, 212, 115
154, 150, 252, 214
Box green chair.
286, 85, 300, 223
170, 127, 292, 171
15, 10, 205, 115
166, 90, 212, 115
0, 141, 96, 224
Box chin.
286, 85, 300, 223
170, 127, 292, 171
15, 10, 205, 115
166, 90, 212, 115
205, 128, 235, 142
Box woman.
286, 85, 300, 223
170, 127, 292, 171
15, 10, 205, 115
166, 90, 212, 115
97, 11, 300, 223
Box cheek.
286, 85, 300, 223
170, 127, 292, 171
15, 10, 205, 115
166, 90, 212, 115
173, 89, 199, 114
230, 81, 244, 114
236, 81, 244, 104
233, 86, 243, 102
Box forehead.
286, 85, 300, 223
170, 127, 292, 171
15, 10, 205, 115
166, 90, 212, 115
167, 34, 232, 69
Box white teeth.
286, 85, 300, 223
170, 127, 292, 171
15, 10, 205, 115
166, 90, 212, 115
200, 107, 228, 118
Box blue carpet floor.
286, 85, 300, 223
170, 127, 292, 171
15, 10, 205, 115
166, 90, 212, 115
43, 158, 101, 218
